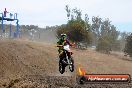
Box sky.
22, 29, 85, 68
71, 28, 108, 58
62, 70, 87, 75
0, 0, 132, 32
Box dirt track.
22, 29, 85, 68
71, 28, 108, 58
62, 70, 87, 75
0, 39, 132, 88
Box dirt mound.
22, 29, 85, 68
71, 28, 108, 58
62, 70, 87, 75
0, 39, 132, 88
0, 39, 59, 86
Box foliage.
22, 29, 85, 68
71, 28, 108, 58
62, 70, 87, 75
56, 5, 91, 44
119, 32, 130, 51
124, 33, 132, 57
21, 25, 38, 30
96, 36, 111, 53
91, 17, 120, 53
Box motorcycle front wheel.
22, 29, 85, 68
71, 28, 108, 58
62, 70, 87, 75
69, 57, 74, 72
59, 59, 65, 74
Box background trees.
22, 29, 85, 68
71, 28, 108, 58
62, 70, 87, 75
56, 5, 91, 44
124, 33, 132, 57
56, 5, 128, 53
92, 18, 120, 53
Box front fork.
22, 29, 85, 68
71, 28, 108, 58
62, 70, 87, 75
65, 51, 72, 65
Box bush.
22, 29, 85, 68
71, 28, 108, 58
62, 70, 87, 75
96, 37, 112, 54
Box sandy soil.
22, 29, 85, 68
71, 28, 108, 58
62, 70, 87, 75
0, 39, 132, 88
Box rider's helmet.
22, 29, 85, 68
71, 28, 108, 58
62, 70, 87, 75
61, 33, 67, 40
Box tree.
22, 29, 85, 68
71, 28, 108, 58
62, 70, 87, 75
94, 18, 119, 53
119, 32, 130, 51
56, 19, 91, 44
56, 24, 67, 39
91, 16, 102, 46
96, 36, 112, 54
56, 6, 91, 44
84, 14, 91, 31
67, 19, 91, 43
65, 5, 71, 20
91, 16, 102, 37
124, 33, 132, 57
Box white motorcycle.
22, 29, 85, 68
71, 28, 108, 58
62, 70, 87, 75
57, 44, 74, 74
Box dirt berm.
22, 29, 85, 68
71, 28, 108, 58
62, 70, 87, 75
0, 39, 132, 88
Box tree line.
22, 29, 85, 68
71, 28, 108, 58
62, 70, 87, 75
56, 5, 131, 55
1, 6, 132, 57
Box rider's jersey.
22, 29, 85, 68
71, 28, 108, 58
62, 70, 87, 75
57, 38, 73, 56
57, 39, 72, 46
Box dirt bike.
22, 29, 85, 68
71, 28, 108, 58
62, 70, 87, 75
57, 44, 74, 74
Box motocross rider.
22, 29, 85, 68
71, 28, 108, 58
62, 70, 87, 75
57, 33, 73, 59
